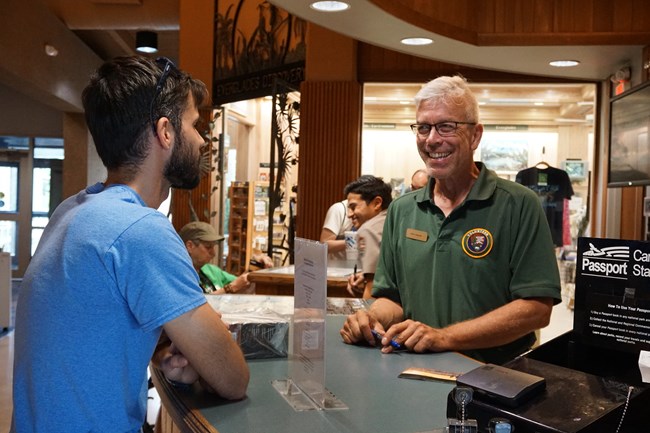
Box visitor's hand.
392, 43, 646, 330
160, 342, 199, 385
228, 274, 250, 293
346, 272, 365, 297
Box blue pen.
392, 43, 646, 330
371, 329, 404, 350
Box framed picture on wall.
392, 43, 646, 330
479, 138, 529, 174
561, 160, 588, 181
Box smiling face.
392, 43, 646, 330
415, 99, 483, 182
346, 193, 382, 229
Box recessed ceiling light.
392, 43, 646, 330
401, 37, 433, 46
44, 44, 58, 57
310, 1, 350, 12
549, 60, 580, 68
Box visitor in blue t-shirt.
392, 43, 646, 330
11, 56, 249, 433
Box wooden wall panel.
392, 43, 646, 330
296, 81, 362, 242
357, 42, 581, 84
619, 186, 645, 240
369, 0, 650, 45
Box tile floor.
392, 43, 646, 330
0, 281, 575, 433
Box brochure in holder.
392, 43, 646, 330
272, 238, 348, 411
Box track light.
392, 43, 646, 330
136, 31, 158, 54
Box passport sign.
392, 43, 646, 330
574, 237, 650, 352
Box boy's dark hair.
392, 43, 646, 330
344, 175, 392, 210
81, 56, 208, 176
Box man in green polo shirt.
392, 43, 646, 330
340, 76, 561, 364
179, 221, 252, 294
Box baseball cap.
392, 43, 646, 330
179, 221, 224, 243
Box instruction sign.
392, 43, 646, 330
574, 237, 650, 352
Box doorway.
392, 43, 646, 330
0, 136, 63, 277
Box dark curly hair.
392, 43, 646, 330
343, 175, 392, 210
81, 56, 209, 178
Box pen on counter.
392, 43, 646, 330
353, 264, 357, 275
371, 329, 405, 350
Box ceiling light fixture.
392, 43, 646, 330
401, 37, 433, 46
136, 31, 158, 54
44, 44, 58, 57
310, 1, 350, 12
549, 60, 580, 68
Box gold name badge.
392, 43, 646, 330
406, 228, 428, 242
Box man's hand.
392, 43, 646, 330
380, 320, 447, 354
228, 273, 251, 293
346, 272, 365, 297
339, 310, 384, 346
159, 342, 200, 385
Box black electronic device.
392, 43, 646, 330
447, 354, 649, 433
455, 363, 546, 408
608, 80, 650, 187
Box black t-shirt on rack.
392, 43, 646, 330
515, 165, 573, 247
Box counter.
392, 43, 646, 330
152, 296, 482, 433
248, 263, 354, 297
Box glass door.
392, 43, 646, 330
0, 161, 20, 268
0, 149, 32, 276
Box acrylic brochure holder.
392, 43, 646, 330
272, 237, 348, 411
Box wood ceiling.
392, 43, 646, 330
363, 82, 596, 127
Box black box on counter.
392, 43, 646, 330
228, 321, 289, 359
205, 294, 292, 359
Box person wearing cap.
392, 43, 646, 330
179, 221, 253, 295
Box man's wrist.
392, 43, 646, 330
223, 283, 234, 293
165, 376, 192, 390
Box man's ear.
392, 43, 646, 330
153, 117, 173, 150
470, 123, 483, 152
371, 196, 383, 211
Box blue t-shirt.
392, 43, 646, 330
12, 183, 206, 433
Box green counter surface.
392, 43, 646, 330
154, 313, 482, 433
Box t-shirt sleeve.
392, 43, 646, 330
322, 201, 347, 237
358, 225, 381, 275
509, 190, 563, 303
370, 204, 402, 304
106, 212, 207, 332
201, 263, 237, 287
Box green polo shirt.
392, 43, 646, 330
373, 162, 561, 364
198, 263, 236, 294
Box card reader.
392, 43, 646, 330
455, 363, 546, 408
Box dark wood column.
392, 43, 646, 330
296, 81, 362, 241
620, 187, 645, 240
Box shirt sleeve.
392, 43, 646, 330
358, 223, 381, 275
370, 203, 402, 304
106, 212, 207, 332
322, 201, 347, 237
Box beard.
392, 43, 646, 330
164, 132, 202, 190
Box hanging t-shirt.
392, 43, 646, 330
515, 165, 574, 247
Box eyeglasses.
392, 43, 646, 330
150, 57, 177, 135
410, 121, 476, 138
